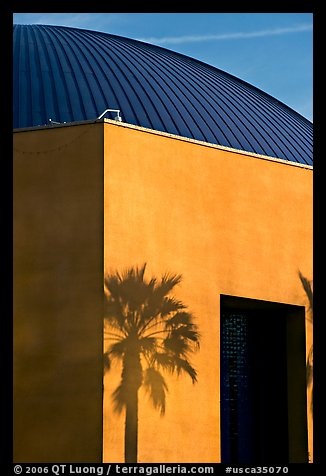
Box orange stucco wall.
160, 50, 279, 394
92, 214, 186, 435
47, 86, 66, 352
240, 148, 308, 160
13, 124, 104, 462
103, 121, 313, 463
13, 121, 312, 464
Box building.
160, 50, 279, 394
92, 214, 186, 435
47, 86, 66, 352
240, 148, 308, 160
13, 24, 313, 463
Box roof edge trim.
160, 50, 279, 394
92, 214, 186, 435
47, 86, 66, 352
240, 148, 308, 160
102, 119, 313, 169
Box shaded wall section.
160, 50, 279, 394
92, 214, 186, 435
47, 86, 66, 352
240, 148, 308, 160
103, 122, 313, 463
13, 123, 104, 462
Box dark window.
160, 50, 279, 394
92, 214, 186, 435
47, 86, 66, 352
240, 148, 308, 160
220, 295, 308, 464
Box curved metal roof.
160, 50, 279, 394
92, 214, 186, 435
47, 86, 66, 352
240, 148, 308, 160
13, 24, 312, 165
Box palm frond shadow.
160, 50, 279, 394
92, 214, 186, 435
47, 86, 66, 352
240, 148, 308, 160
298, 270, 313, 415
103, 263, 201, 462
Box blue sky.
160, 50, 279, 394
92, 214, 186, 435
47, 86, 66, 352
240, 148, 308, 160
13, 12, 313, 121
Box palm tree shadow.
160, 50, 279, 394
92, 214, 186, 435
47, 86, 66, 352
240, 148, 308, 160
103, 263, 201, 463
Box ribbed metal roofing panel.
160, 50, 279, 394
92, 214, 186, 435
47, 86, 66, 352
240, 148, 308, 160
13, 24, 313, 165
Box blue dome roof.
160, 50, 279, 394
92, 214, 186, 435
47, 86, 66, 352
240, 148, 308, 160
13, 24, 312, 165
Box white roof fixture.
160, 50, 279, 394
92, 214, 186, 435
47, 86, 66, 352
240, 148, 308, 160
47, 109, 122, 126
48, 118, 66, 125
97, 109, 122, 122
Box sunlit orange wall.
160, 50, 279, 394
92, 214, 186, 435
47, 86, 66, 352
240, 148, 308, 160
103, 122, 313, 463
13, 124, 104, 462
